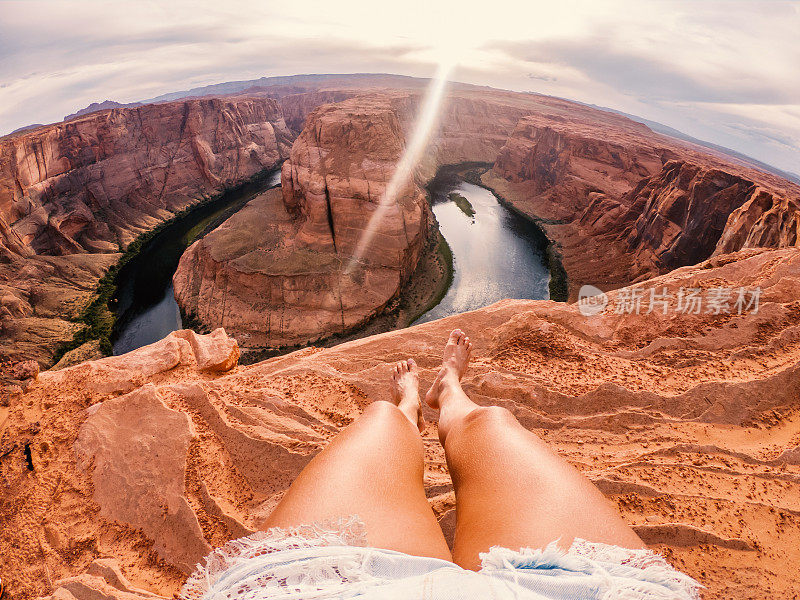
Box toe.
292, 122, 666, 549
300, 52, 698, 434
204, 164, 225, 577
408, 358, 417, 372
449, 329, 461, 344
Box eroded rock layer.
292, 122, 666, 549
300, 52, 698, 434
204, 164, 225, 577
0, 98, 292, 365
1, 97, 292, 258
483, 106, 800, 298
1, 248, 799, 599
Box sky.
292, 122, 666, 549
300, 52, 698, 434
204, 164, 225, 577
0, 0, 798, 175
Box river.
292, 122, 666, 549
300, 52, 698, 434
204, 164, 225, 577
112, 169, 550, 354
111, 169, 282, 355
415, 179, 550, 324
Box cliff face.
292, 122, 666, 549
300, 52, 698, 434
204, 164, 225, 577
3, 248, 799, 600
0, 97, 291, 258
622, 161, 775, 276
491, 114, 668, 219
716, 187, 800, 253
277, 90, 360, 134
574, 160, 800, 281
483, 108, 800, 296
0, 98, 292, 364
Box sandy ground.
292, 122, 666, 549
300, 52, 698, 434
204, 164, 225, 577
1, 248, 799, 599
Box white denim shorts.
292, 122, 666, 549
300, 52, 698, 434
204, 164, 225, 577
180, 516, 701, 600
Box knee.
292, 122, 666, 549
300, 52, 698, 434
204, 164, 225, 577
461, 406, 518, 433
361, 401, 416, 432
359, 401, 423, 454
362, 400, 404, 420
443, 405, 523, 458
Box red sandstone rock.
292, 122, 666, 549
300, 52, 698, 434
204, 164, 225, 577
1, 97, 291, 258
716, 187, 800, 253
4, 248, 800, 600
173, 188, 411, 348
75, 384, 210, 573
0, 97, 291, 365
11, 359, 39, 380
572, 160, 800, 282
171, 328, 240, 372
492, 113, 667, 220
38, 328, 238, 396
172, 91, 533, 350
39, 558, 168, 599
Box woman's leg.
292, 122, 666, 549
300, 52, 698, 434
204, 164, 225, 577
426, 330, 645, 570
264, 359, 452, 561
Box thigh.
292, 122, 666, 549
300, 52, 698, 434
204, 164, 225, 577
264, 401, 452, 561
445, 407, 644, 570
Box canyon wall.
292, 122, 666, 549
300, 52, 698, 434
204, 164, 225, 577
573, 160, 800, 284
0, 97, 292, 257
3, 248, 799, 600
0, 98, 292, 365
483, 106, 800, 297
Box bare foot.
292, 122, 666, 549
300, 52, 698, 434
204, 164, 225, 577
390, 359, 425, 433
425, 329, 472, 410
425, 330, 478, 444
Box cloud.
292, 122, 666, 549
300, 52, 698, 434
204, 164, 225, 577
491, 35, 798, 105
528, 73, 557, 83
724, 122, 799, 150
0, 0, 797, 177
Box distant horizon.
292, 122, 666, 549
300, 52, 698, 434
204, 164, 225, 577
5, 70, 798, 184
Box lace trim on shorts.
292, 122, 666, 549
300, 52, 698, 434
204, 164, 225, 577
181, 516, 701, 600
480, 538, 702, 600
180, 515, 368, 600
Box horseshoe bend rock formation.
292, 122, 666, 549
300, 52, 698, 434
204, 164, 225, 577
2, 247, 799, 599
169, 91, 559, 351
173, 95, 434, 349
0, 97, 292, 366
172, 90, 528, 350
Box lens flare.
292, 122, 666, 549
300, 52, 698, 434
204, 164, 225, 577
345, 62, 453, 274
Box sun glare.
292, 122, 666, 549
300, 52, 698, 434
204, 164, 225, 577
346, 61, 454, 274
